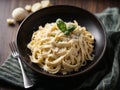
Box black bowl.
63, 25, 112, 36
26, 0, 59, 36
16, 5, 106, 78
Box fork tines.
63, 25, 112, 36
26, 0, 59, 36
9, 41, 18, 53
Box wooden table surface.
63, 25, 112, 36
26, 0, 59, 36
0, 0, 119, 90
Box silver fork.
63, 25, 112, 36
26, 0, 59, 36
9, 41, 33, 88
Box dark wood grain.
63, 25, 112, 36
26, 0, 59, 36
0, 0, 119, 90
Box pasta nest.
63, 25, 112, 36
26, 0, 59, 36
27, 21, 94, 75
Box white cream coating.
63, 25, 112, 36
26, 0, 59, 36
27, 21, 94, 75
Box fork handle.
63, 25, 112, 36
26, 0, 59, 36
18, 57, 33, 88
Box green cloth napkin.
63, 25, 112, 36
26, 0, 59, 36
0, 8, 120, 90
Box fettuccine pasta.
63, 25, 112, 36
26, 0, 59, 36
27, 20, 94, 75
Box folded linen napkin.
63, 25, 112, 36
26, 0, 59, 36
0, 7, 120, 90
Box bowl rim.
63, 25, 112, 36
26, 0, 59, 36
16, 5, 107, 78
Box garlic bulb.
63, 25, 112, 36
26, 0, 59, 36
12, 7, 27, 21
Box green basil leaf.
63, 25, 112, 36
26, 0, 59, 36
56, 18, 76, 35
67, 24, 76, 32
56, 18, 67, 32
64, 30, 70, 35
